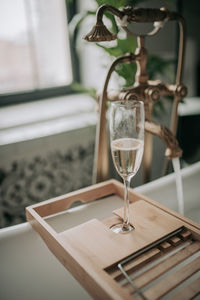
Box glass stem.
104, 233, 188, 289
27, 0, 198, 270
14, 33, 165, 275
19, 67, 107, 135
123, 178, 130, 228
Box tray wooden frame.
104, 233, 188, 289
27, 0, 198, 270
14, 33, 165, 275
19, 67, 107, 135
26, 179, 200, 300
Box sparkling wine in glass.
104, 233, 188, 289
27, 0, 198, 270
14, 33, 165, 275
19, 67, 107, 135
109, 100, 144, 233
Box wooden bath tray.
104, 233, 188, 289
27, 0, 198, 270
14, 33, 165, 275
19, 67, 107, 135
26, 179, 200, 300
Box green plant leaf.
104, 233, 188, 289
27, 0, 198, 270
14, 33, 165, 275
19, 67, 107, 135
115, 63, 137, 87
96, 35, 137, 58
96, 43, 122, 57
117, 35, 137, 53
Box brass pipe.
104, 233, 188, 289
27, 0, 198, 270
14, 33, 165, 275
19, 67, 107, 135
176, 16, 186, 86
95, 4, 124, 22
143, 102, 154, 183
163, 16, 186, 175
94, 54, 136, 183
170, 15, 186, 137
135, 36, 148, 85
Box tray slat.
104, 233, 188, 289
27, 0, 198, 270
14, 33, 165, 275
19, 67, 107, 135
107, 248, 161, 281
121, 241, 200, 294
143, 256, 200, 300
169, 277, 200, 300
169, 236, 182, 245
159, 241, 172, 251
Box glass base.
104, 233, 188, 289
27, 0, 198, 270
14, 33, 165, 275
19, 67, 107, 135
110, 223, 134, 234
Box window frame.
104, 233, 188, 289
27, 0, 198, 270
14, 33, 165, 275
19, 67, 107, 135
0, 0, 80, 107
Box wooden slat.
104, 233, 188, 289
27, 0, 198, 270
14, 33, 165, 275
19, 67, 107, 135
169, 277, 200, 300
169, 236, 182, 246
143, 256, 200, 300
180, 230, 192, 240
159, 241, 172, 251
107, 248, 160, 281
123, 241, 200, 294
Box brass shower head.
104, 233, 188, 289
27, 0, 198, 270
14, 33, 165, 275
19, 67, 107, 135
83, 21, 117, 42
83, 5, 124, 42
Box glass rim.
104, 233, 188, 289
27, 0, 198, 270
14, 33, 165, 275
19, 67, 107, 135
111, 100, 144, 107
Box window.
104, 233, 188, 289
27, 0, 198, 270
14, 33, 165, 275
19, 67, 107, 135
0, 0, 74, 105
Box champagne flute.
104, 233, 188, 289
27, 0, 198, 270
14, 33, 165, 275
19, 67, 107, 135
109, 100, 144, 234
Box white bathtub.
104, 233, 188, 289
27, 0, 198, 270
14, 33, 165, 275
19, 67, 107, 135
0, 161, 199, 300
136, 161, 200, 224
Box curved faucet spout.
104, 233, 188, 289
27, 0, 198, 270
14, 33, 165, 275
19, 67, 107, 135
145, 121, 182, 159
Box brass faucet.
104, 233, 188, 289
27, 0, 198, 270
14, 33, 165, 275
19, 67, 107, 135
83, 4, 187, 183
